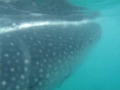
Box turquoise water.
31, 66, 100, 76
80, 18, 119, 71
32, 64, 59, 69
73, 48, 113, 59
57, 0, 120, 90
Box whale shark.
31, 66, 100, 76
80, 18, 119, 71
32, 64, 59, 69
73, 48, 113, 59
0, 0, 101, 90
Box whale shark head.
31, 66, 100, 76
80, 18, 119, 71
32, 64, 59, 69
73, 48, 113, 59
0, 0, 101, 90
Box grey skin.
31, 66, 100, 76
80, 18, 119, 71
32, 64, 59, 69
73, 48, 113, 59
0, 0, 101, 90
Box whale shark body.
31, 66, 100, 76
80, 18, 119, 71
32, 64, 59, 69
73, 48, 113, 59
0, 0, 101, 90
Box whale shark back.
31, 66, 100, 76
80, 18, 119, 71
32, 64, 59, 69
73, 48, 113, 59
0, 19, 101, 90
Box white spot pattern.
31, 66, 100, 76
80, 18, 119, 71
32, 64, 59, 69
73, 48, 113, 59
0, 22, 100, 90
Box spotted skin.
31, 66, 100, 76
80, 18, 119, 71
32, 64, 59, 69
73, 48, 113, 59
0, 22, 101, 90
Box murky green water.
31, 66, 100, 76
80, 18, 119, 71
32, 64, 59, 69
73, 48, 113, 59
58, 0, 120, 90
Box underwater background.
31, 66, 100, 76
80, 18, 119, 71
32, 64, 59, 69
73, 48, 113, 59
57, 0, 120, 90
